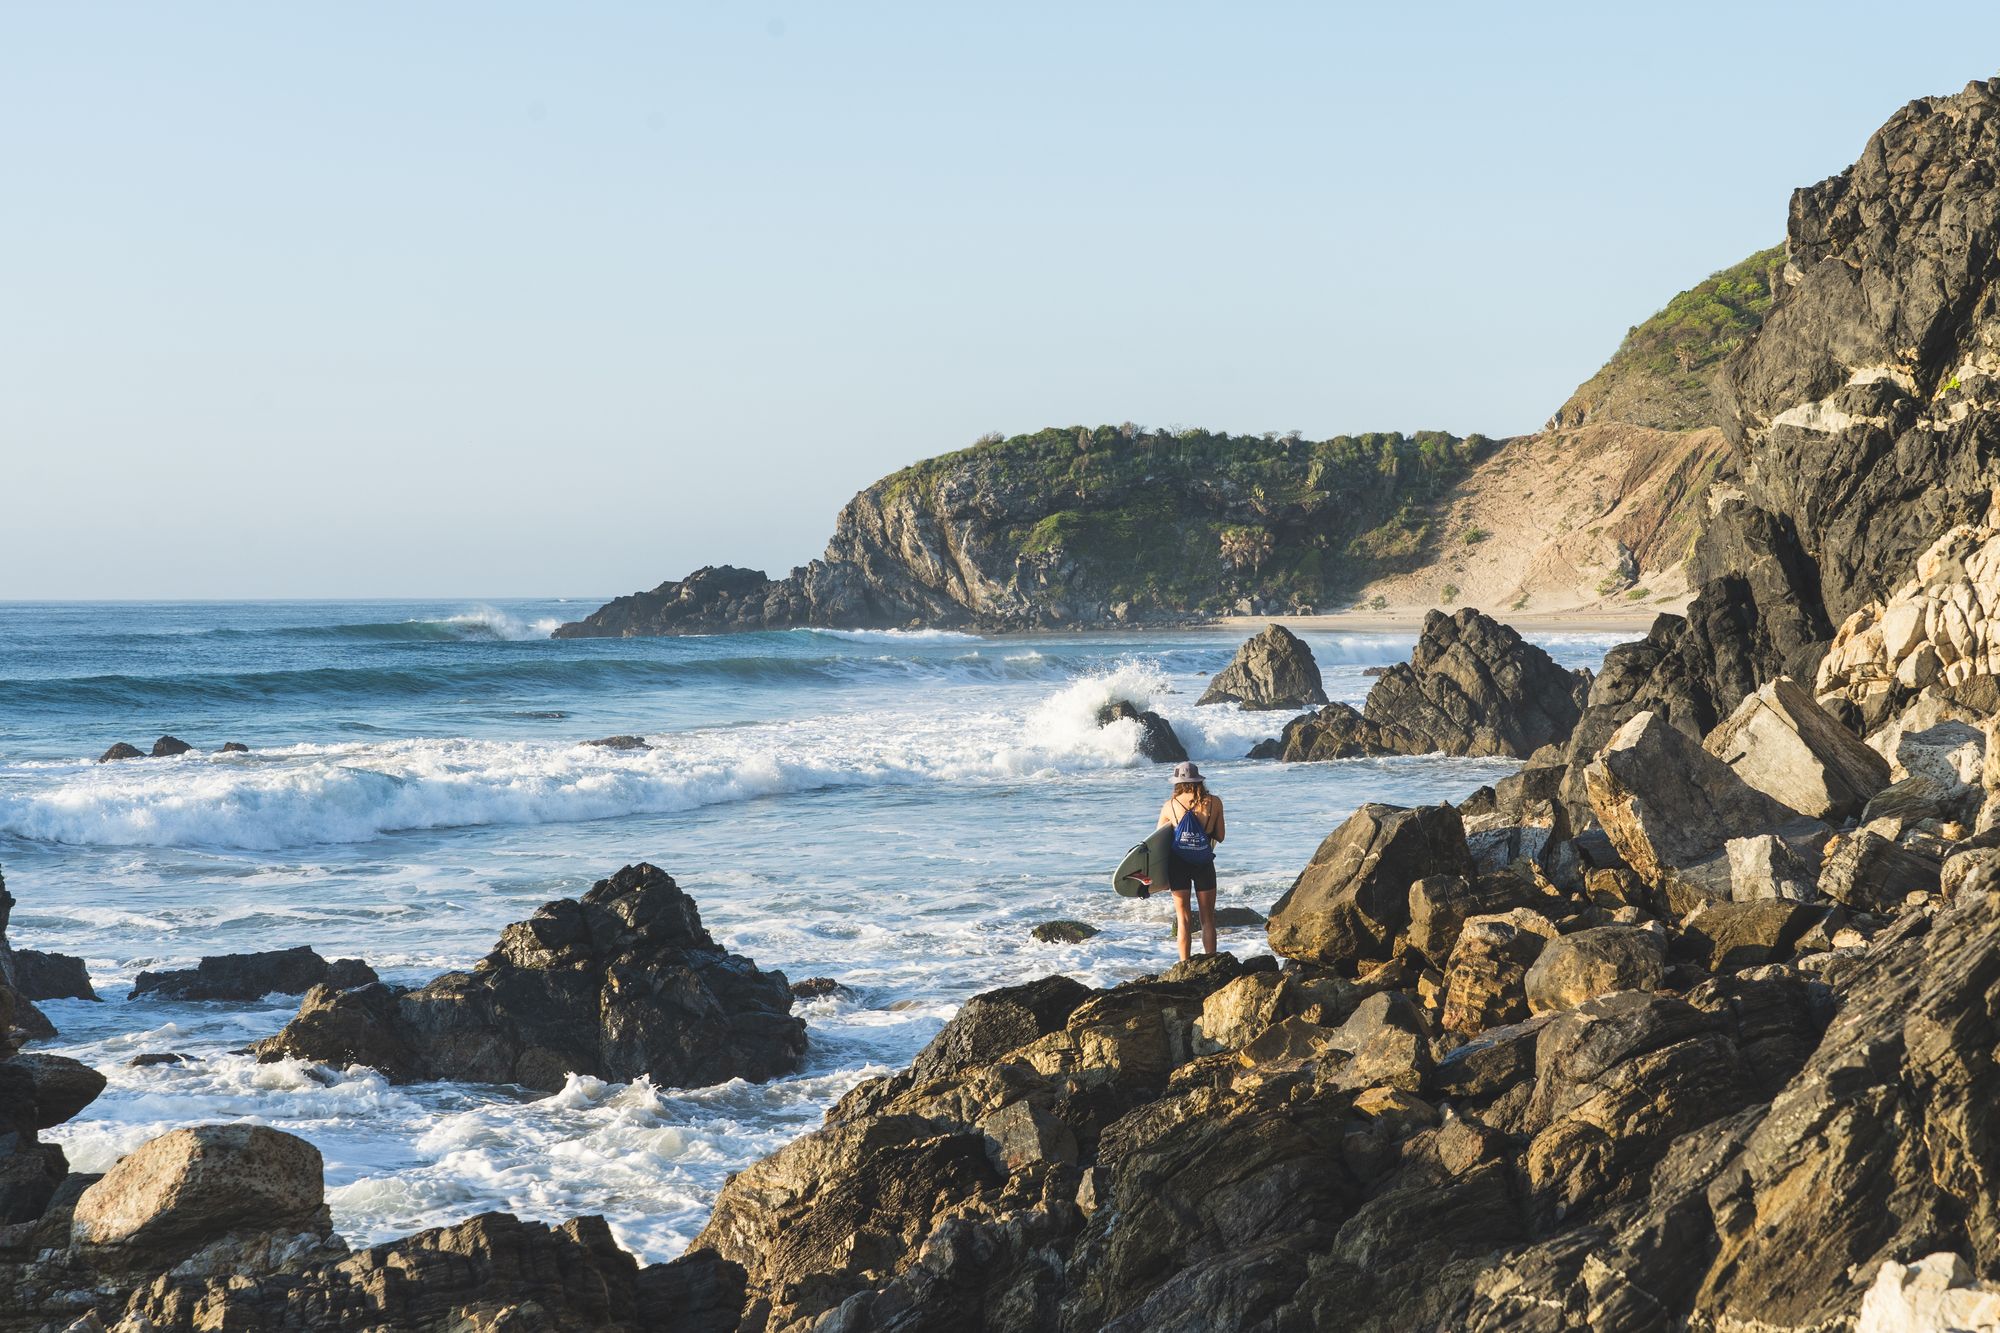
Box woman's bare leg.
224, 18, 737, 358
1198, 889, 1218, 956
1171, 890, 1193, 962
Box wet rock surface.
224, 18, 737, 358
12, 951, 95, 1003
131, 946, 376, 1002
253, 863, 806, 1092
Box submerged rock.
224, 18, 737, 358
1198, 624, 1328, 710
96, 743, 143, 763
582, 734, 653, 750
148, 736, 194, 758
131, 946, 376, 1002
1030, 920, 1100, 944
254, 864, 806, 1092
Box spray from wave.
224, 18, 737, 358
0, 662, 1278, 850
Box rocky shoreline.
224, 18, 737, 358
11, 71, 2000, 1333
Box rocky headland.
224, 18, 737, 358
551, 251, 1785, 637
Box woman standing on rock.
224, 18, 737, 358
1158, 760, 1224, 962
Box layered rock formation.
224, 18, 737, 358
255, 863, 805, 1092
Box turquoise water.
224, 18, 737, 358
0, 599, 1616, 1259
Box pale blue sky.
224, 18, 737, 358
6, 4, 1998, 598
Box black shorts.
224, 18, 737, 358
1167, 858, 1217, 894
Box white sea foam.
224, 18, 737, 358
0, 665, 1279, 849
434, 607, 563, 640
799, 627, 983, 644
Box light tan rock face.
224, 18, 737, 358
1817, 507, 2000, 720
72, 1124, 327, 1261
1703, 677, 1890, 821
1584, 711, 1825, 891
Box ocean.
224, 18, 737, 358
0, 599, 1621, 1261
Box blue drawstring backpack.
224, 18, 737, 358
1170, 801, 1214, 864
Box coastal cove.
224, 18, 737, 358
0, 599, 1601, 1262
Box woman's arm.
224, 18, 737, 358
1209, 796, 1226, 842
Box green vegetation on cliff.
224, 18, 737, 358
859, 424, 1492, 616
1555, 245, 1784, 431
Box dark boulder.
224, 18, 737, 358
149, 736, 195, 758
97, 742, 144, 763
1361, 608, 1591, 758
13, 950, 96, 1002
909, 974, 1091, 1087
1031, 920, 1100, 944
1094, 700, 1187, 763
131, 946, 377, 1002
789, 977, 854, 1000
1247, 702, 1411, 761
1198, 625, 1328, 710
217, 741, 250, 753
582, 734, 652, 751
254, 864, 806, 1093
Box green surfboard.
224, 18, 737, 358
1113, 826, 1174, 898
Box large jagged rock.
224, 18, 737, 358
1818, 830, 1942, 911
1361, 608, 1590, 758
1723, 79, 2000, 630
1584, 710, 1826, 897
1703, 676, 1890, 821
1198, 624, 1328, 710
131, 946, 375, 1002
112, 1213, 746, 1333
254, 864, 805, 1092
1265, 803, 1475, 967
1440, 909, 1556, 1035
1558, 504, 1836, 826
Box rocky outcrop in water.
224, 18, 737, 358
13, 951, 94, 1003
254, 863, 806, 1092
1197, 624, 1328, 710
131, 947, 376, 1002
0, 861, 756, 1333
1361, 608, 1590, 758
0, 876, 54, 1044
1247, 701, 1411, 760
